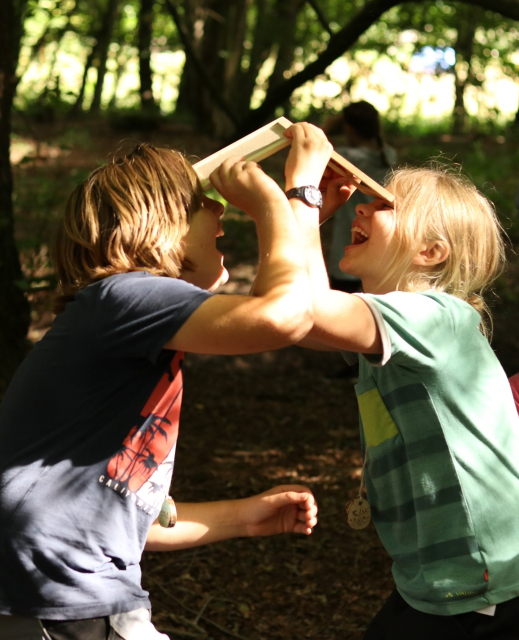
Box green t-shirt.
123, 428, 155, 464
354, 291, 519, 615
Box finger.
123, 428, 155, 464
263, 490, 314, 514
262, 484, 313, 496
293, 511, 318, 535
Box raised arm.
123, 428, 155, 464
144, 485, 318, 551
167, 157, 313, 355
283, 123, 382, 354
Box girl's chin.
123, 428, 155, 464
338, 257, 353, 273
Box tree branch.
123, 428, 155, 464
306, 0, 333, 36
237, 0, 519, 135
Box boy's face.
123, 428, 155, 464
180, 195, 229, 291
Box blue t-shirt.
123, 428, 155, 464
0, 272, 211, 619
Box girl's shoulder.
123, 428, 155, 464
362, 290, 479, 330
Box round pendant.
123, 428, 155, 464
346, 497, 371, 529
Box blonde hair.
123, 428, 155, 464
53, 144, 202, 313
382, 164, 506, 335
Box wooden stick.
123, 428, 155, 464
192, 117, 292, 189
192, 116, 394, 203
327, 151, 395, 203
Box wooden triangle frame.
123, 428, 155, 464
192, 116, 395, 203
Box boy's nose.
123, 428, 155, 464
203, 195, 225, 217
214, 200, 225, 217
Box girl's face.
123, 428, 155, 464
181, 195, 229, 291
339, 196, 404, 294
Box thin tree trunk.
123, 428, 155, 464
0, 0, 31, 398
452, 6, 479, 134
264, 0, 305, 103
90, 0, 120, 113
138, 0, 157, 112
70, 45, 97, 116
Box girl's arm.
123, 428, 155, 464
283, 123, 382, 354
167, 155, 313, 355
144, 485, 318, 551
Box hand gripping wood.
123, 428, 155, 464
192, 117, 293, 190
192, 116, 394, 203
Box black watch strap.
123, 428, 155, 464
285, 186, 323, 208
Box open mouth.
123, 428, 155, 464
351, 224, 369, 245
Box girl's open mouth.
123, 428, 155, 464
351, 225, 369, 245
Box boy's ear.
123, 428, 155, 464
412, 240, 450, 267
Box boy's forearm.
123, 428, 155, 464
145, 500, 245, 551
252, 200, 308, 289
289, 199, 331, 292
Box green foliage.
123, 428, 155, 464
17, 90, 76, 123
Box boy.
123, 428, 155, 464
0, 131, 327, 639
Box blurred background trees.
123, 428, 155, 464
12, 0, 519, 136
2, 0, 519, 394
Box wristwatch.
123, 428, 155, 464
285, 186, 323, 208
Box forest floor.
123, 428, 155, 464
12, 115, 519, 639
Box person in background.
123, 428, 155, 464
322, 100, 397, 293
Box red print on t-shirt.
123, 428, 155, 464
106, 351, 183, 492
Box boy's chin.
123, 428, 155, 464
208, 268, 229, 292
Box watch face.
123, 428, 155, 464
304, 186, 323, 207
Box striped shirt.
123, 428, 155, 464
353, 291, 519, 615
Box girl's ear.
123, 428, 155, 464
412, 240, 450, 267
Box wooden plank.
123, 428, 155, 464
193, 116, 394, 203
327, 152, 395, 203
192, 117, 292, 189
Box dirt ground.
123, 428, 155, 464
140, 347, 394, 640
16, 117, 519, 640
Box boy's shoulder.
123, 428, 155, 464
69, 272, 211, 321
80, 272, 203, 299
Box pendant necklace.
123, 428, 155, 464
346, 450, 371, 529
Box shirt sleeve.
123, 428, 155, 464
77, 273, 213, 363
355, 291, 480, 372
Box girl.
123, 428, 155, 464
0, 130, 324, 640
284, 123, 519, 639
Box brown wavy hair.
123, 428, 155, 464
52, 143, 202, 313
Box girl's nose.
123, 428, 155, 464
355, 201, 373, 217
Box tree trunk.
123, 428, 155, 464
264, 0, 304, 100
452, 6, 479, 135
90, 0, 120, 113
169, 0, 238, 136
70, 45, 98, 116
0, 0, 31, 398
138, 0, 157, 112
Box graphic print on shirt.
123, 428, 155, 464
101, 350, 184, 515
